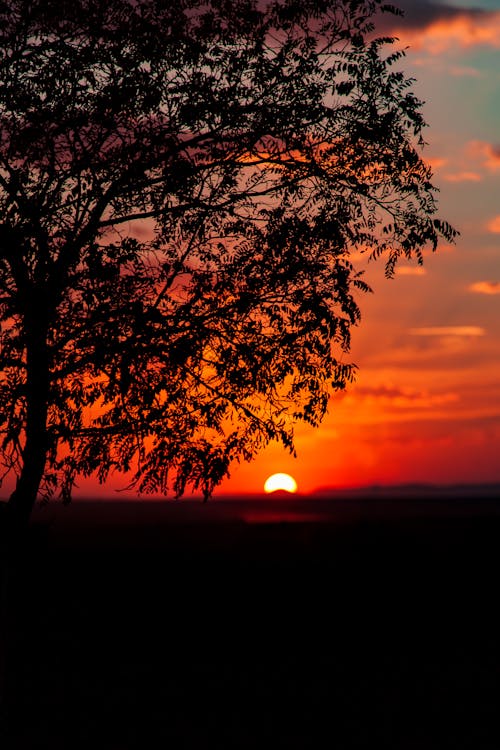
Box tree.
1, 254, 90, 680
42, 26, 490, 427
0, 0, 456, 523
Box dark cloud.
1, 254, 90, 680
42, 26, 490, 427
377, 0, 490, 32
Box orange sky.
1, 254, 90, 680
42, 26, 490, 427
71, 1, 500, 498
219, 0, 500, 494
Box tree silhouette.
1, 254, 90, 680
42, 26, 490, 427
0, 0, 456, 522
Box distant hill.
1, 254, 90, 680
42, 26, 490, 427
311, 482, 500, 500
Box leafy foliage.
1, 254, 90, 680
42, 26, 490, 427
0, 0, 456, 504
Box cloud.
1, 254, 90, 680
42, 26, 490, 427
380, 1, 479, 30
427, 156, 447, 171
354, 384, 417, 400
377, 2, 500, 53
448, 65, 483, 78
352, 384, 458, 408
443, 171, 481, 183
411, 56, 483, 77
487, 216, 500, 233
395, 266, 427, 276
410, 326, 486, 337
469, 281, 500, 295
468, 141, 500, 171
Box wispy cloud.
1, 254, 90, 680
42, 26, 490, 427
448, 65, 483, 78
427, 156, 447, 171
469, 281, 500, 295
444, 171, 481, 183
352, 384, 459, 409
411, 57, 483, 77
410, 326, 486, 337
395, 266, 427, 276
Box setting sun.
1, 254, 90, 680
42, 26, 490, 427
264, 473, 298, 494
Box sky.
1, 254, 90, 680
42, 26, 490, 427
60, 0, 500, 499
218, 0, 500, 494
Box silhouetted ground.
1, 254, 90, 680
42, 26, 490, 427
2, 494, 500, 748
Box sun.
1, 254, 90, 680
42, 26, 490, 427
264, 473, 298, 494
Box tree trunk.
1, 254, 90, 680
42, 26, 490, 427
0, 311, 50, 744
7, 323, 50, 527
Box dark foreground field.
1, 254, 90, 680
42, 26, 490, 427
2, 493, 500, 748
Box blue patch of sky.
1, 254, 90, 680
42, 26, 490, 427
453, 50, 500, 140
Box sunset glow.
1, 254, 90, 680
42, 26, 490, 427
219, 0, 500, 496
2, 0, 499, 506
